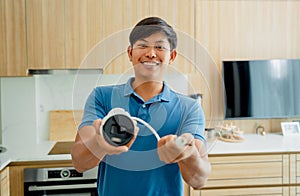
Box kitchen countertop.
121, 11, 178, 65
0, 140, 71, 171
207, 133, 300, 155
1, 133, 300, 171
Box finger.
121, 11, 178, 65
157, 146, 175, 163
93, 119, 102, 134
157, 135, 185, 163
106, 145, 129, 155
93, 119, 101, 128
158, 135, 177, 147
172, 145, 194, 162
96, 134, 129, 155
176, 133, 195, 146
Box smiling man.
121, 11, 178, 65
71, 17, 211, 196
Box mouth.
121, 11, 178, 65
141, 61, 160, 68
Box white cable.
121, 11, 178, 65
131, 117, 161, 141
131, 117, 188, 146
132, 113, 219, 154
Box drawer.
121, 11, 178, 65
192, 187, 285, 196
205, 155, 285, 187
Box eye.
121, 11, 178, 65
154, 45, 168, 51
136, 44, 148, 49
154, 45, 163, 50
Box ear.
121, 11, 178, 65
169, 49, 177, 64
127, 46, 133, 62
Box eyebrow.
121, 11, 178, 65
138, 39, 168, 44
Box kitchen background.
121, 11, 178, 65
1, 1, 300, 195
1, 0, 300, 146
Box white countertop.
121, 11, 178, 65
207, 133, 300, 155
1, 133, 300, 171
0, 140, 71, 171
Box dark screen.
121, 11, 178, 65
223, 59, 300, 119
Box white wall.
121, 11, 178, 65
1, 77, 37, 147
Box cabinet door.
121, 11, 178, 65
297, 155, 300, 183
26, 0, 65, 69
0, 0, 27, 76
65, 0, 103, 69
102, 0, 149, 74
150, 0, 195, 74
0, 167, 10, 196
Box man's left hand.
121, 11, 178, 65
157, 133, 197, 163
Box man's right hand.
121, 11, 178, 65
93, 119, 131, 155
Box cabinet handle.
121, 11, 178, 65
28, 182, 96, 191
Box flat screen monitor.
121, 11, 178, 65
223, 59, 300, 119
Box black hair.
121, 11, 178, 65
129, 17, 177, 50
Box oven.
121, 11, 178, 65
24, 167, 98, 196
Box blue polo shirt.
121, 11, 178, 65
79, 78, 205, 196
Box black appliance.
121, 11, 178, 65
24, 167, 98, 196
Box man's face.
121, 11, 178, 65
128, 32, 177, 81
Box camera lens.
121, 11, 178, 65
102, 114, 135, 146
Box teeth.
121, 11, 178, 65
142, 62, 159, 66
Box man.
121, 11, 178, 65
71, 16, 211, 196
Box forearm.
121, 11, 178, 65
71, 135, 104, 173
71, 126, 106, 173
178, 140, 211, 189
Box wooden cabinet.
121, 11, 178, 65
65, 0, 103, 69
7, 160, 72, 196
3, 1, 300, 76
149, 0, 195, 74
26, 0, 65, 69
101, 0, 149, 74
206, 154, 288, 187
0, 0, 27, 76
26, 0, 150, 71
27, 0, 140, 71
297, 155, 300, 184
0, 167, 9, 196
193, 187, 289, 196
290, 154, 300, 195
189, 153, 299, 196
27, 0, 105, 70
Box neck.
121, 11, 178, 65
132, 79, 163, 102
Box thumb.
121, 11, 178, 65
93, 119, 102, 134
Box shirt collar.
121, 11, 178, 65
124, 77, 171, 102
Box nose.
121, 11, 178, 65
145, 46, 157, 58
